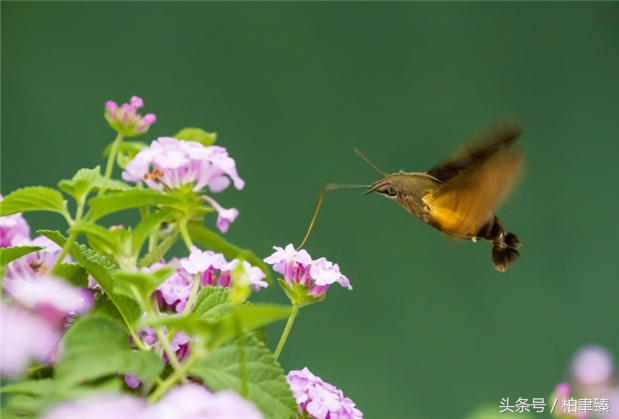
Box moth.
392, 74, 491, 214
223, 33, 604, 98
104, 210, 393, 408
298, 118, 525, 272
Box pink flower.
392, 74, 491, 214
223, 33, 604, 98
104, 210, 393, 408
287, 367, 362, 419
0, 302, 60, 377
264, 244, 351, 298
571, 345, 614, 386
42, 393, 147, 419
5, 236, 73, 280
122, 137, 244, 193
0, 194, 31, 247
4, 275, 93, 328
122, 138, 244, 233
203, 196, 239, 233
105, 96, 156, 137
142, 383, 263, 419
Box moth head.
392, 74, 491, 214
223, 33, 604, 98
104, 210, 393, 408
365, 178, 399, 199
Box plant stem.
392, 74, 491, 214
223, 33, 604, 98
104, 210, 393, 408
179, 219, 193, 251
181, 273, 200, 317
154, 326, 184, 376
50, 230, 78, 274
274, 304, 299, 360
148, 351, 198, 402
99, 133, 123, 197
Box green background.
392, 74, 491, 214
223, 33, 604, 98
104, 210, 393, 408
2, 3, 618, 418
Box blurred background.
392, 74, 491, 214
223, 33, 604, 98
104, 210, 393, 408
2, 3, 618, 418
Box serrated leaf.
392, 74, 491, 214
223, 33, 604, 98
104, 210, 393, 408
190, 333, 297, 419
0, 246, 43, 266
87, 189, 183, 221
173, 127, 217, 146
188, 224, 271, 284
113, 267, 174, 305
58, 167, 102, 202
56, 315, 163, 386
137, 232, 179, 268
132, 211, 173, 255
0, 187, 66, 216
40, 230, 142, 328
70, 222, 121, 256
52, 263, 88, 287
191, 286, 234, 321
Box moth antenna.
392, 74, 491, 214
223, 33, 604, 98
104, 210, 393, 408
354, 148, 389, 176
297, 183, 368, 251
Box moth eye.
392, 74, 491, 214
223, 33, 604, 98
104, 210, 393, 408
382, 186, 398, 197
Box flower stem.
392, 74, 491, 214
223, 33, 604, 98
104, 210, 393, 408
50, 230, 78, 274
99, 133, 124, 196
182, 273, 200, 317
179, 219, 193, 251
274, 304, 299, 360
154, 326, 184, 376
148, 351, 198, 402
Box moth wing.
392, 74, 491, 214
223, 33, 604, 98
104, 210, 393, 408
426, 117, 523, 183
423, 149, 524, 237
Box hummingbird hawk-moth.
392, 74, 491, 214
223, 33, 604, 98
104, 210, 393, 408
298, 118, 525, 272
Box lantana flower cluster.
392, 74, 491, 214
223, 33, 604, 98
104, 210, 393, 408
264, 244, 351, 305
105, 96, 156, 137
287, 367, 363, 419
122, 137, 244, 233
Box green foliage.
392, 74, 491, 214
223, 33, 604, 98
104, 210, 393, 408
190, 333, 297, 419
173, 127, 217, 146
70, 222, 122, 256
188, 223, 271, 283
141, 302, 291, 349
52, 263, 89, 287
0, 246, 43, 267
0, 186, 66, 216
131, 211, 172, 255
137, 231, 179, 268
58, 167, 132, 202
191, 286, 234, 320
40, 230, 142, 328
113, 267, 174, 307
58, 167, 103, 202
55, 315, 163, 386
87, 189, 183, 221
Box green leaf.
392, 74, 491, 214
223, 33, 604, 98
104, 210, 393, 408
87, 189, 183, 221
58, 167, 102, 202
52, 263, 88, 287
0, 246, 43, 266
39, 230, 142, 328
0, 186, 66, 216
132, 211, 173, 255
141, 303, 290, 349
212, 304, 291, 348
190, 333, 297, 419
191, 286, 234, 321
188, 223, 271, 284
55, 315, 163, 386
137, 232, 179, 268
173, 127, 217, 146
113, 267, 174, 305
70, 222, 121, 256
